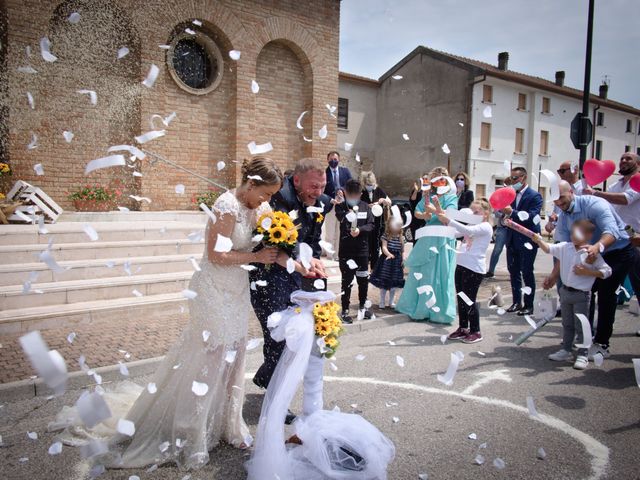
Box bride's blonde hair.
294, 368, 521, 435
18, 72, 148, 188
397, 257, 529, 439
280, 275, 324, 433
241, 157, 283, 186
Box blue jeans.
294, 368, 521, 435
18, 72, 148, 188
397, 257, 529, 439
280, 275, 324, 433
487, 226, 507, 275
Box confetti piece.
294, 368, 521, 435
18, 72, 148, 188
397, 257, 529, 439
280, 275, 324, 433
437, 351, 463, 386
392, 74, 403, 80
40, 37, 57, 62
574, 313, 593, 349
216, 161, 225, 171
402, 133, 410, 141
108, 144, 146, 160
172, 184, 186, 195
441, 143, 450, 154
539, 169, 560, 201
182, 289, 197, 299
135, 129, 165, 144
526, 395, 539, 417
524, 315, 537, 329
459, 122, 464, 127
60, 131, 74, 144
18, 66, 37, 74
192, 381, 208, 396
247, 338, 262, 350
117, 46, 129, 59
593, 352, 604, 367
192, 19, 202, 26
346, 259, 358, 270
27, 431, 38, 440
493, 458, 505, 470
202, 330, 211, 342
319, 124, 328, 139
326, 104, 337, 115
468, 433, 477, 440
119, 362, 129, 376
142, 64, 160, 88
85, 154, 125, 174
33, 163, 44, 175
477, 351, 486, 357
517, 211, 530, 222
117, 419, 135, 436
396, 355, 405, 367
188, 257, 201, 272
68, 12, 80, 23
39, 249, 66, 273
329, 362, 338, 371
296, 111, 308, 129
313, 279, 325, 290
497, 308, 506, 315
355, 354, 366, 361
429, 246, 439, 254
344, 142, 353, 151
524, 242, 533, 250
537, 447, 546, 460
521, 286, 532, 296
214, 234, 233, 252
229, 50, 241, 60
440, 335, 447, 344
185, 28, 196, 35
199, 203, 217, 224
225, 350, 237, 363
247, 141, 272, 155
482, 105, 492, 118
392, 416, 400, 423
27, 92, 35, 109
355, 152, 361, 162
82, 224, 99, 241
77, 89, 97, 105
299, 242, 313, 270
48, 441, 63, 455
76, 392, 112, 428
147, 383, 157, 394
474, 454, 485, 465
132, 289, 143, 297
457, 291, 474, 306
251, 80, 259, 94
27, 132, 38, 149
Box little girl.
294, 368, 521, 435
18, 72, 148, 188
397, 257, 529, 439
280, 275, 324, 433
436, 199, 493, 343
370, 216, 405, 308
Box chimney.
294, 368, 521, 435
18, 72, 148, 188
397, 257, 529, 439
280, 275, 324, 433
555, 71, 565, 87
497, 52, 509, 71
599, 83, 608, 99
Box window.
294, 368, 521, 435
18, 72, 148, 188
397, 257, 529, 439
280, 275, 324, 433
337, 97, 349, 129
482, 84, 493, 103
542, 97, 551, 114
626, 119, 632, 133
167, 29, 223, 95
595, 140, 603, 159
637, 147, 640, 155
475, 184, 486, 198
517, 93, 527, 110
624, 145, 631, 152
596, 111, 604, 126
480, 122, 492, 149
539, 130, 549, 156
515, 128, 525, 153
539, 186, 547, 207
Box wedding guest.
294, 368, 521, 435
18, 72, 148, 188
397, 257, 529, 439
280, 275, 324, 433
335, 179, 375, 323
546, 180, 633, 359
436, 199, 493, 343
251, 158, 331, 391
533, 220, 611, 370
454, 171, 474, 209
408, 175, 429, 243
323, 151, 352, 259
360, 171, 391, 269
502, 167, 542, 316
396, 168, 458, 324
370, 215, 405, 309
485, 176, 512, 279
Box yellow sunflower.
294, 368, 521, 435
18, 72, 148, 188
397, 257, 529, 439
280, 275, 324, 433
325, 336, 338, 349
269, 226, 288, 243
316, 213, 324, 223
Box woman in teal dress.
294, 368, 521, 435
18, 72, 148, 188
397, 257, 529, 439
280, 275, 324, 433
396, 172, 458, 324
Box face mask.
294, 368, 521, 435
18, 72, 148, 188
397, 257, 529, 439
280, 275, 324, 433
455, 180, 465, 188
329, 159, 339, 169
567, 199, 575, 212
512, 182, 523, 192
346, 198, 359, 207
365, 185, 375, 192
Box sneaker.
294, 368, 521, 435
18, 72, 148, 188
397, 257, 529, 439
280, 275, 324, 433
484, 272, 494, 278
588, 343, 610, 360
448, 327, 470, 340
573, 355, 588, 370
341, 313, 353, 324
548, 349, 573, 362
390, 302, 396, 308
462, 332, 483, 344
359, 308, 373, 320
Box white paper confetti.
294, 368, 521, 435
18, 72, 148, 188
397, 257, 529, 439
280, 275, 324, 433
396, 355, 405, 367
142, 64, 160, 88
40, 37, 57, 62
497, 307, 506, 315
116, 418, 135, 437
117, 46, 129, 59
27, 132, 38, 150
524, 242, 533, 250
286, 257, 296, 274
199, 203, 217, 224
66, 332, 76, 344
108, 144, 146, 160
251, 79, 260, 94
216, 161, 225, 171
33, 163, 44, 175
60, 130, 74, 143
296, 110, 308, 130
224, 350, 237, 363
247, 338, 263, 350
524, 315, 537, 329
440, 335, 447, 344
344, 142, 353, 152
526, 395, 539, 417
437, 351, 463, 386
241, 264, 257, 272
173, 184, 185, 195
39, 250, 66, 273
313, 279, 325, 290
537, 447, 547, 460
229, 50, 241, 60
517, 210, 530, 222
147, 382, 157, 394
182, 289, 197, 299
402, 133, 410, 141
81, 224, 99, 242
392, 74, 403, 80
482, 105, 492, 118
632, 358, 640, 388
119, 362, 129, 376
299, 243, 313, 269
76, 392, 112, 428
77, 89, 97, 105
329, 362, 338, 371
493, 458, 505, 470
48, 441, 63, 455
539, 169, 560, 201
593, 352, 604, 367
521, 286, 532, 296
474, 454, 485, 465
346, 259, 358, 270
135, 129, 165, 144
214, 234, 233, 252
192, 381, 208, 396
319, 124, 328, 139
131, 289, 143, 297
457, 291, 474, 306
192, 19, 202, 26
574, 313, 593, 349
185, 28, 196, 35
68, 12, 81, 23
392, 416, 400, 423
247, 141, 273, 155
27, 92, 35, 109
27, 431, 38, 440
355, 152, 361, 162
85, 154, 125, 174
355, 354, 366, 361
468, 433, 477, 440
202, 330, 211, 342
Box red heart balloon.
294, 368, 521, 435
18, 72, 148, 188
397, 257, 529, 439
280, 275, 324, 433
630, 173, 640, 193
583, 158, 616, 186
489, 187, 516, 210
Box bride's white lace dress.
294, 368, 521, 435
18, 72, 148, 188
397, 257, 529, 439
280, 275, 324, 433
49, 190, 269, 470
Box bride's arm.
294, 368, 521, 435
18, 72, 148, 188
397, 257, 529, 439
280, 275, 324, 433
206, 213, 277, 266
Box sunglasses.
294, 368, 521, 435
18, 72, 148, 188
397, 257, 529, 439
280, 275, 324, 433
509, 174, 523, 181
557, 168, 570, 174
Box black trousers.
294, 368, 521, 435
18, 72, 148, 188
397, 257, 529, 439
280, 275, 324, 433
589, 244, 635, 348
629, 247, 640, 298
339, 256, 369, 312
454, 265, 484, 333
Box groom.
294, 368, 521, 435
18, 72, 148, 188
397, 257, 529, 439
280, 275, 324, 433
250, 157, 332, 390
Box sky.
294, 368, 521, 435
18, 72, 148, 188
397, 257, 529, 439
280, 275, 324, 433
339, 0, 640, 108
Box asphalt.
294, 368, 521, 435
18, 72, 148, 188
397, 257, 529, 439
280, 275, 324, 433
1, 301, 639, 480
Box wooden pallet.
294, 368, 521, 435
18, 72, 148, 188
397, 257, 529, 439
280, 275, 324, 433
6, 181, 63, 223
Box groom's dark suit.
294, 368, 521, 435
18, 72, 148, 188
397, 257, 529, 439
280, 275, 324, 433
250, 176, 332, 389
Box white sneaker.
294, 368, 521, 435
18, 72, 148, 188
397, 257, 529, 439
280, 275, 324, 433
379, 303, 386, 309
573, 355, 588, 370
548, 349, 573, 362
629, 299, 639, 315
588, 344, 611, 360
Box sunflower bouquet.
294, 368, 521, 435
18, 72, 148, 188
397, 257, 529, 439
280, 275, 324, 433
313, 301, 344, 358
255, 210, 299, 257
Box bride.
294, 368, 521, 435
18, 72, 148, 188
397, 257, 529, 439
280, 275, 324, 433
49, 156, 305, 470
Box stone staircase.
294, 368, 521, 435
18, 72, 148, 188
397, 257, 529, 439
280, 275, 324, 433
0, 211, 342, 335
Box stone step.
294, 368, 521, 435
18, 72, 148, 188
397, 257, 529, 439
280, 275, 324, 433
0, 253, 202, 286
0, 238, 205, 264
0, 221, 205, 244
0, 292, 188, 335
0, 271, 194, 310
58, 211, 207, 223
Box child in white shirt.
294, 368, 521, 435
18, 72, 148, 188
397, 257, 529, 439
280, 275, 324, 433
533, 219, 611, 370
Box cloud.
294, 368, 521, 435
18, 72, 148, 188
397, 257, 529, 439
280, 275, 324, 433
340, 0, 640, 107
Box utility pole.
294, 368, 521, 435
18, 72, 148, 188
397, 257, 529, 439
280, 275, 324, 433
579, 0, 595, 172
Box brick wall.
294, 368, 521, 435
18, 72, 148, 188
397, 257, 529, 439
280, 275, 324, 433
1, 0, 340, 211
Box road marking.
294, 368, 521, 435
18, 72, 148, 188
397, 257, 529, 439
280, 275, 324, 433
322, 375, 609, 480
461, 368, 512, 395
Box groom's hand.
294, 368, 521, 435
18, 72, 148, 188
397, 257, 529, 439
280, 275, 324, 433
308, 258, 327, 278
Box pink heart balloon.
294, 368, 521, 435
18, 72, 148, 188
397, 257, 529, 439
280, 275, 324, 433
583, 158, 616, 186
630, 173, 640, 193
489, 187, 516, 210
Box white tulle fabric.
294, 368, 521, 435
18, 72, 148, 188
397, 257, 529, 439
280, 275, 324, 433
246, 290, 395, 480
49, 191, 270, 471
